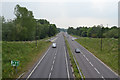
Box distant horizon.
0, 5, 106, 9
1, 0, 118, 29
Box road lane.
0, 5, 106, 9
67, 38, 101, 78
27, 41, 58, 78
25, 33, 73, 79
51, 33, 68, 78
66, 34, 119, 78
74, 40, 118, 78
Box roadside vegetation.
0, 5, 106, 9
64, 36, 84, 79
2, 40, 51, 78
0, 41, 1, 79
67, 25, 118, 39
1, 4, 58, 41
75, 37, 118, 74
67, 24, 118, 75
1, 4, 58, 78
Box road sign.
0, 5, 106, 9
11, 60, 19, 66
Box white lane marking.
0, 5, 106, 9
81, 46, 119, 77
94, 67, 100, 74
86, 57, 89, 62
26, 46, 51, 80
83, 54, 86, 57
102, 76, 105, 80
48, 72, 51, 79
81, 52, 83, 54
55, 53, 56, 56
51, 65, 53, 71
53, 60, 55, 64
17, 72, 25, 80
89, 62, 93, 67
73, 38, 119, 77
64, 47, 70, 79
48, 48, 58, 79
54, 56, 56, 59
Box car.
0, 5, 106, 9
75, 48, 80, 53
72, 38, 74, 41
52, 43, 57, 48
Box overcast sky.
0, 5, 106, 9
1, 0, 119, 29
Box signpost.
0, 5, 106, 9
11, 60, 20, 74
11, 61, 19, 66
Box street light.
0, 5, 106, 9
36, 20, 39, 48
100, 24, 103, 51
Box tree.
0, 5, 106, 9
103, 29, 118, 38
14, 4, 36, 41
2, 4, 58, 41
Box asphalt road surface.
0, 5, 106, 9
25, 33, 73, 79
65, 33, 119, 79
25, 32, 119, 79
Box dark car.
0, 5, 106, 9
75, 48, 80, 53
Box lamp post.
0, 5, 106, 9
100, 24, 103, 51
36, 20, 38, 48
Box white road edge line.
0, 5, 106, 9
64, 47, 70, 79
94, 67, 100, 74
26, 46, 51, 80
17, 72, 25, 80
80, 44, 119, 77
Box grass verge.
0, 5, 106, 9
64, 37, 84, 79
2, 40, 51, 78
0, 41, 2, 79
75, 36, 118, 74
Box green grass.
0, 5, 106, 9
75, 37, 118, 74
0, 41, 2, 79
64, 37, 84, 79
2, 40, 51, 78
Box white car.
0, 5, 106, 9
52, 43, 57, 48
75, 48, 80, 53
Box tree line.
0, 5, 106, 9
2, 4, 58, 41
67, 25, 118, 38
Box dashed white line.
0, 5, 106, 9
81, 52, 83, 54
94, 67, 100, 74
83, 54, 86, 58
51, 65, 53, 71
86, 57, 89, 61
102, 76, 105, 80
48, 49, 57, 80
53, 60, 55, 64
81, 44, 119, 77
89, 62, 93, 67
48, 72, 51, 79
54, 56, 56, 59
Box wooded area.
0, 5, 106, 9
1, 4, 58, 41
67, 25, 118, 38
